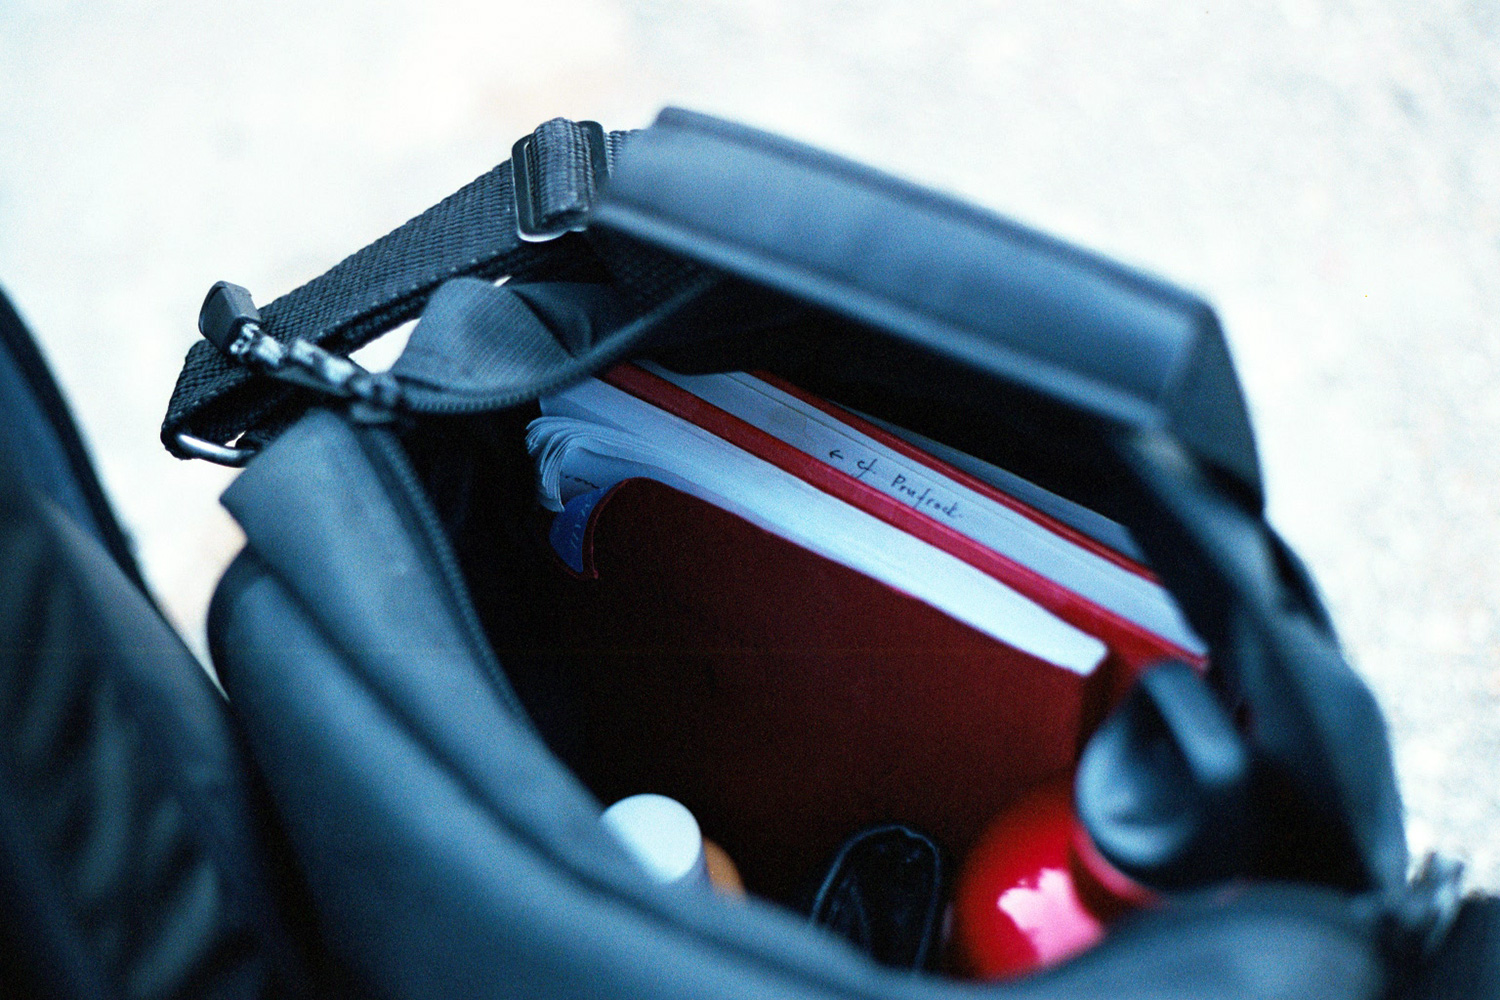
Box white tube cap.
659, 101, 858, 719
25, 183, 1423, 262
601, 794, 707, 885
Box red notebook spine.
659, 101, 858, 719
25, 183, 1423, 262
599, 363, 1200, 670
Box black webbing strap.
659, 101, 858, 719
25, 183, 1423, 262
161, 118, 634, 458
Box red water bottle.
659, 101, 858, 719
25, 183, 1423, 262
950, 777, 1155, 979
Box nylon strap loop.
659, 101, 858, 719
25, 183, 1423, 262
160, 120, 635, 458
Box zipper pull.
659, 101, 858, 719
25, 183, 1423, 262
198, 281, 401, 407
177, 283, 403, 465
199, 280, 282, 369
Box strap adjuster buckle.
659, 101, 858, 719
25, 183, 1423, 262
511, 119, 609, 242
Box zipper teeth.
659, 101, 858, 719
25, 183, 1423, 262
400, 368, 587, 416
396, 274, 719, 417
398, 342, 625, 416
355, 424, 536, 729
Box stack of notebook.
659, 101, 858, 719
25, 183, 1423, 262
525, 362, 1203, 899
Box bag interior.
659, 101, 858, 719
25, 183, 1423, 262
392, 333, 1166, 911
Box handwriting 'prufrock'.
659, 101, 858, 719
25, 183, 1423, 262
834, 453, 965, 522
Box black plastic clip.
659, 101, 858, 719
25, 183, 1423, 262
197, 281, 287, 371
511, 119, 609, 242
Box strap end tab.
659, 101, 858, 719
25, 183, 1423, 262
199, 281, 262, 356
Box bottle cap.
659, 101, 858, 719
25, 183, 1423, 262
601, 794, 707, 886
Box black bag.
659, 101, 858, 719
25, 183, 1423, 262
18, 110, 1494, 998
0, 288, 342, 999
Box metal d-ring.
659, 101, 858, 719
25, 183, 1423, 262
173, 432, 258, 468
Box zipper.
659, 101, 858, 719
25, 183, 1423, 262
352, 420, 537, 732
186, 279, 719, 712
391, 274, 717, 418
178, 275, 717, 466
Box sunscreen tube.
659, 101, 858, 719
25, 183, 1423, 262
601, 794, 708, 886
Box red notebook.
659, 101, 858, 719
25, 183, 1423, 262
534, 365, 1204, 899
600, 365, 1202, 678
546, 476, 1087, 900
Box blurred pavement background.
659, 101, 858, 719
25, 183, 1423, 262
1, 0, 1495, 886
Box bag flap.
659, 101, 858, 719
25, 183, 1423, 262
592, 108, 1261, 507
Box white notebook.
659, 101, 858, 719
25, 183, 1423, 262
528, 377, 1110, 677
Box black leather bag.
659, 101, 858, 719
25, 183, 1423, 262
37, 109, 1486, 998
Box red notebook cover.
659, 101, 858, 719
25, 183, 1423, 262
599, 364, 1204, 696
548, 477, 1086, 900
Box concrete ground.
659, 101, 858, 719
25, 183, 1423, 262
1, 0, 1495, 889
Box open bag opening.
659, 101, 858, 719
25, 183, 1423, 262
388, 339, 1202, 970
